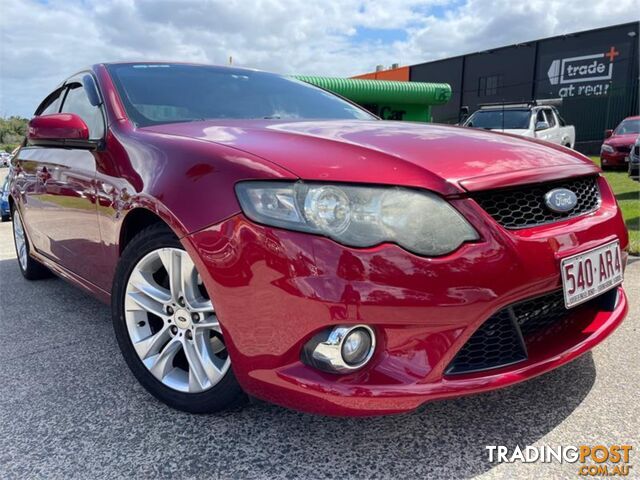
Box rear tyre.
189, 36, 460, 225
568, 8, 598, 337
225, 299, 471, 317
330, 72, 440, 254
1, 214, 9, 222
12, 207, 52, 280
111, 223, 246, 413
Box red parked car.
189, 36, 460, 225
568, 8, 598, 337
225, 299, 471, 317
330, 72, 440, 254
9, 63, 628, 416
600, 116, 640, 170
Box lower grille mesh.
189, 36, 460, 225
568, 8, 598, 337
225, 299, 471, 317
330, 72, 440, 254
446, 289, 608, 375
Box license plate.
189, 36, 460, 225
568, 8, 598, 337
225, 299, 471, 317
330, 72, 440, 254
561, 241, 623, 308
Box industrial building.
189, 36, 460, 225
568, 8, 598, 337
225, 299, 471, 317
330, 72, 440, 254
355, 22, 639, 153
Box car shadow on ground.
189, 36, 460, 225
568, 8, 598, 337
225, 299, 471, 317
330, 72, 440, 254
0, 257, 597, 479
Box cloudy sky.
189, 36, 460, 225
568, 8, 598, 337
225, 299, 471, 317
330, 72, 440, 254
0, 0, 638, 117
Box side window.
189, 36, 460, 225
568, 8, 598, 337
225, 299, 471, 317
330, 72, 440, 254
536, 110, 547, 128
36, 88, 66, 116
60, 83, 105, 140
545, 109, 556, 128
554, 109, 566, 127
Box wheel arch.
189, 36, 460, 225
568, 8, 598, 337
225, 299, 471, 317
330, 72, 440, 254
118, 207, 177, 255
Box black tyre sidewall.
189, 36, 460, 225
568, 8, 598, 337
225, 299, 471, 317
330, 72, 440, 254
111, 224, 245, 413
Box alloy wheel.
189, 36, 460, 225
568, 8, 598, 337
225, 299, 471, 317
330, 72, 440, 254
13, 210, 27, 271
124, 247, 230, 393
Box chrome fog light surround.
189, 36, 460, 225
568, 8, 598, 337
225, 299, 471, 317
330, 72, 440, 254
303, 325, 376, 374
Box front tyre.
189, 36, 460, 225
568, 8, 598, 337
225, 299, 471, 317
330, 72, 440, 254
111, 224, 245, 413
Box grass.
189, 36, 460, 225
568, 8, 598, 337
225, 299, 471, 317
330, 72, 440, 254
590, 156, 640, 255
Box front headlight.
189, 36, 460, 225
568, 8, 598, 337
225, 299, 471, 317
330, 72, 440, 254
235, 182, 478, 256
601, 144, 615, 154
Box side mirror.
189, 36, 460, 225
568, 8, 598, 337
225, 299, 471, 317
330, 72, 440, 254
27, 113, 93, 148
535, 121, 550, 131
604, 129, 613, 139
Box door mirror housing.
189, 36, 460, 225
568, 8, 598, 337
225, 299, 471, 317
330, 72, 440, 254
27, 114, 97, 149
535, 121, 550, 131
604, 129, 613, 139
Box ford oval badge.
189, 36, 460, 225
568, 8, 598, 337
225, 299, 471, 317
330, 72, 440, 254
544, 188, 578, 213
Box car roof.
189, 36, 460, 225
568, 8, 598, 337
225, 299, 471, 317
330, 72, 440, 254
97, 61, 264, 74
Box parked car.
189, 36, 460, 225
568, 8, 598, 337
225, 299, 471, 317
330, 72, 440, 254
9, 63, 628, 416
1, 173, 10, 222
629, 135, 640, 181
462, 102, 575, 148
0, 152, 11, 167
600, 116, 640, 170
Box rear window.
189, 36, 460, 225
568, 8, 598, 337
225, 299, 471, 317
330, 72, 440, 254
464, 109, 532, 130
107, 64, 374, 127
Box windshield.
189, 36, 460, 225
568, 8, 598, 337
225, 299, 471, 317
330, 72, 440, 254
614, 119, 640, 135
107, 64, 375, 127
464, 109, 531, 130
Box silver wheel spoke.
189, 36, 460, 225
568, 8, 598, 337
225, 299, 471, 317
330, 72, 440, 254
158, 249, 183, 303
183, 340, 210, 391
194, 331, 225, 384
149, 339, 181, 380
134, 325, 171, 359
189, 299, 214, 313
193, 316, 221, 333
129, 270, 171, 304
127, 291, 166, 318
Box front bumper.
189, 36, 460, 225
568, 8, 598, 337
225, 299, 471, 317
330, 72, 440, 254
184, 176, 629, 416
601, 151, 629, 168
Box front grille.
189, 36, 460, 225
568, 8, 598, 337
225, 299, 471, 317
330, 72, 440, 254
472, 176, 601, 229
513, 290, 566, 337
446, 289, 614, 375
616, 145, 632, 154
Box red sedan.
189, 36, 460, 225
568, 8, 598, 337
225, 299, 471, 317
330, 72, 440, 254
600, 116, 640, 170
9, 63, 628, 416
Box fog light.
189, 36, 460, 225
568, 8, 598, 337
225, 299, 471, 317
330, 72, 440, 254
341, 328, 373, 366
301, 325, 376, 373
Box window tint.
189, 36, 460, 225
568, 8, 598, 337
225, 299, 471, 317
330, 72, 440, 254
545, 109, 556, 127
465, 109, 531, 129
555, 109, 566, 126
107, 64, 375, 127
60, 83, 104, 139
38, 88, 65, 115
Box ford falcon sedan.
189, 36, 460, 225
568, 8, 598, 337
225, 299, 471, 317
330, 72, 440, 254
8, 63, 628, 416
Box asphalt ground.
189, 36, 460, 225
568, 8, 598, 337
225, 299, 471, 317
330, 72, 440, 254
0, 167, 638, 479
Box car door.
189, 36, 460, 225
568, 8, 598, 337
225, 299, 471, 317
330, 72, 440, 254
534, 109, 553, 143
23, 75, 105, 281
14, 86, 67, 254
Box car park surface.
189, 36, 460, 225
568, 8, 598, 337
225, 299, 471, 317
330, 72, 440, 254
0, 168, 638, 478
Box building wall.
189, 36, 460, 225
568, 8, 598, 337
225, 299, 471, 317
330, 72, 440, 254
534, 24, 639, 151
461, 44, 537, 113
404, 22, 640, 153
410, 57, 464, 124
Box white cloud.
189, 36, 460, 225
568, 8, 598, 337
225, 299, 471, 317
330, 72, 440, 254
0, 0, 637, 117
